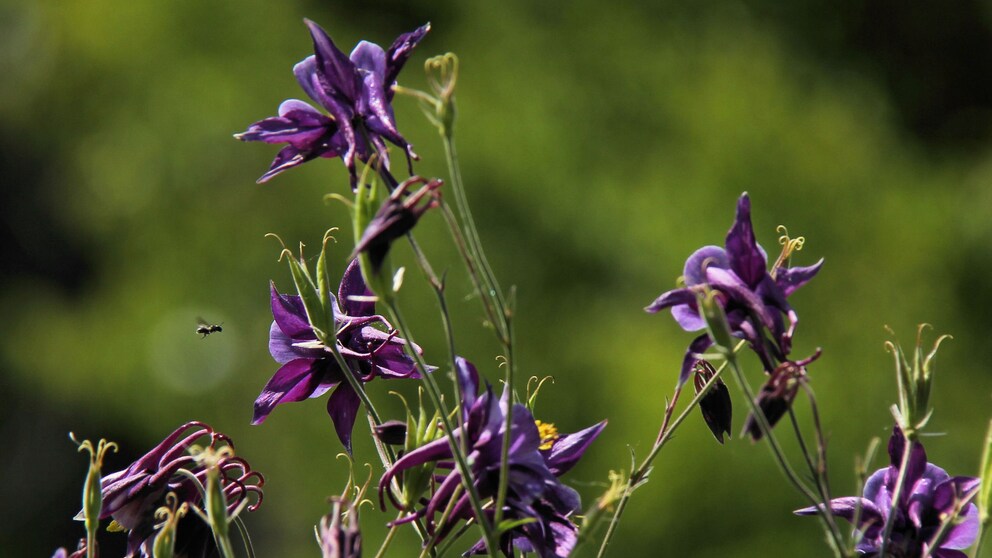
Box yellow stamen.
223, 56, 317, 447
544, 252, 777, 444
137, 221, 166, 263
535, 420, 559, 451
771, 225, 806, 278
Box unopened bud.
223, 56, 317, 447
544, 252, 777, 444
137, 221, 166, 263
692, 360, 733, 444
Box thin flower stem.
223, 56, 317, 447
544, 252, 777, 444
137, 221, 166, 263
382, 298, 500, 556
419, 484, 466, 558
973, 418, 992, 558
596, 342, 743, 558
786, 407, 846, 553
215, 532, 237, 558
374, 520, 402, 558
878, 434, 915, 558
439, 130, 517, 528
723, 350, 845, 557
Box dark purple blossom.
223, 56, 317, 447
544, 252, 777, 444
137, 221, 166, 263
378, 358, 604, 558
796, 427, 980, 557
236, 19, 429, 184
353, 176, 442, 274
741, 350, 820, 441
646, 193, 823, 385
252, 258, 425, 452
96, 422, 263, 558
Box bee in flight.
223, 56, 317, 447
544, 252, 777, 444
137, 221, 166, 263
196, 318, 223, 338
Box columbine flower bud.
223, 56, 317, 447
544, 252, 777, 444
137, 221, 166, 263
151, 493, 187, 558
425, 53, 459, 137
742, 350, 820, 441
692, 360, 732, 444
373, 420, 408, 446
886, 324, 951, 437
697, 286, 735, 352
318, 497, 361, 558
353, 175, 442, 278
71, 434, 117, 558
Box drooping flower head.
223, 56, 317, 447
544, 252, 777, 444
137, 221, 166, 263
353, 176, 442, 275
646, 193, 823, 385
236, 19, 430, 185
796, 427, 980, 557
96, 422, 263, 558
252, 258, 425, 452
378, 358, 605, 558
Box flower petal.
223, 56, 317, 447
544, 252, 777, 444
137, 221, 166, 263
725, 193, 767, 288
544, 420, 607, 477
775, 258, 824, 297
644, 287, 695, 314
270, 283, 314, 338
794, 497, 882, 530
252, 358, 322, 424
384, 23, 430, 89
679, 334, 713, 386
683, 245, 728, 286
941, 503, 980, 550
338, 259, 376, 317
304, 19, 360, 103
327, 383, 362, 454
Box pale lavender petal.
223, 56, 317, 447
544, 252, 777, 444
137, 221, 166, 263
705, 266, 775, 329
683, 245, 728, 285
671, 303, 705, 331
794, 497, 883, 530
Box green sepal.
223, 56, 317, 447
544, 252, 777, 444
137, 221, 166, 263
696, 288, 734, 353
495, 517, 537, 536
316, 230, 336, 333
285, 251, 331, 344
353, 167, 393, 301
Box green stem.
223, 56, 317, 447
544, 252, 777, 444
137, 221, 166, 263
374, 520, 402, 558
215, 532, 237, 558
596, 343, 743, 558
383, 299, 500, 556
878, 435, 915, 558
722, 350, 844, 557
786, 407, 845, 554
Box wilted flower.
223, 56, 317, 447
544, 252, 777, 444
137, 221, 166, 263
379, 358, 604, 558
692, 360, 733, 444
95, 422, 263, 558
741, 350, 820, 441
353, 176, 442, 275
645, 193, 823, 384
319, 497, 362, 558
252, 259, 425, 452
796, 427, 980, 557
236, 19, 429, 184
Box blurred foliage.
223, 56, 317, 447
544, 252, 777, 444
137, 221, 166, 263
2, 1, 992, 557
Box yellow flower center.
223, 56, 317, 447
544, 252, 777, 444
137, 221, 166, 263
535, 420, 559, 450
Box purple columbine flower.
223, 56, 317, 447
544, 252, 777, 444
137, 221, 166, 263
252, 258, 424, 452
96, 422, 263, 558
796, 427, 980, 557
236, 19, 429, 185
378, 357, 605, 558
646, 193, 823, 385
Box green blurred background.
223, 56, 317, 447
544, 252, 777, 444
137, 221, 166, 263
3, 0, 992, 556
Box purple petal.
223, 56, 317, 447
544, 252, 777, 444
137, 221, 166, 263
683, 245, 728, 286
269, 322, 324, 364
670, 303, 705, 331
725, 193, 767, 288
705, 266, 775, 330
304, 19, 360, 103
679, 334, 713, 386
645, 287, 696, 314
270, 283, 314, 338
455, 357, 480, 412
941, 503, 980, 549
236, 100, 333, 147
252, 359, 322, 424
932, 550, 969, 558
775, 258, 824, 297
338, 259, 375, 317
544, 420, 607, 477
256, 145, 316, 183
327, 383, 362, 453
794, 497, 883, 530
384, 23, 430, 89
